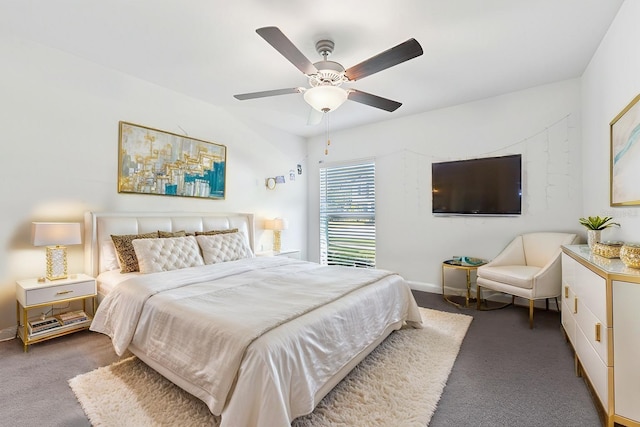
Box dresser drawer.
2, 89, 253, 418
575, 295, 609, 366
561, 291, 576, 346
573, 261, 607, 326
575, 323, 609, 409
561, 254, 575, 287
21, 280, 96, 307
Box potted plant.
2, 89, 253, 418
578, 216, 620, 249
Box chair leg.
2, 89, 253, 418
478, 289, 514, 311
555, 297, 560, 311
545, 298, 549, 311
529, 300, 534, 329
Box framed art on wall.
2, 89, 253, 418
118, 121, 226, 200
611, 93, 640, 206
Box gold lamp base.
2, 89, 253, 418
273, 230, 282, 253
46, 245, 68, 280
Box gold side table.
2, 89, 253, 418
442, 259, 486, 309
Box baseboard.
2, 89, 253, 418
407, 280, 440, 294
0, 325, 17, 342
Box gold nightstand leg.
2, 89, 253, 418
22, 307, 29, 352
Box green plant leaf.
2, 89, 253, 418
578, 216, 620, 230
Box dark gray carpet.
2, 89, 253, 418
413, 291, 601, 427
0, 291, 600, 427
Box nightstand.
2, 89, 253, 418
256, 249, 301, 259
16, 273, 97, 352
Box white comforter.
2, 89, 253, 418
91, 257, 422, 427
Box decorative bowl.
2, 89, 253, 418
592, 241, 623, 259
620, 243, 640, 269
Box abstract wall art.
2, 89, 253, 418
611, 94, 640, 206
118, 121, 226, 200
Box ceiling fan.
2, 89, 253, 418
234, 27, 423, 121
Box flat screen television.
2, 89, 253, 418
432, 154, 522, 216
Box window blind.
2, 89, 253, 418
319, 161, 375, 268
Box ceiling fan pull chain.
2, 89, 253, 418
325, 112, 331, 155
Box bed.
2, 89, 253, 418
85, 211, 422, 427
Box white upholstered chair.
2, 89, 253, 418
476, 232, 579, 328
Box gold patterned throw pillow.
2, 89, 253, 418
194, 228, 239, 236
158, 230, 187, 238
111, 232, 159, 273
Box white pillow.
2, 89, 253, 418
100, 241, 120, 272
196, 232, 253, 264
132, 236, 204, 274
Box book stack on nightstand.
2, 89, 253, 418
16, 273, 96, 352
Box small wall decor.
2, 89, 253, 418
118, 121, 226, 199
266, 177, 276, 190
610, 94, 640, 206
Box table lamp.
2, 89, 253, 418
31, 222, 82, 280
264, 218, 288, 253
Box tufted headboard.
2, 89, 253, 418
84, 211, 255, 277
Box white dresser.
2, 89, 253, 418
561, 245, 640, 427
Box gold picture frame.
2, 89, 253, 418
118, 121, 226, 200
610, 94, 640, 206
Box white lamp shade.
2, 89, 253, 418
303, 86, 348, 112
263, 218, 288, 231
32, 222, 82, 246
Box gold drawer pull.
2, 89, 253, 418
595, 323, 601, 342
574, 297, 578, 314
55, 290, 73, 296
564, 286, 568, 298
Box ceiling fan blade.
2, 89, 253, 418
347, 90, 402, 112
307, 107, 324, 125
234, 87, 303, 100
256, 27, 318, 75
344, 38, 423, 81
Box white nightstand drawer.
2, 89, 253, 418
255, 249, 301, 259
16, 274, 97, 308
25, 280, 95, 306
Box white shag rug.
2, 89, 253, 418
69, 308, 472, 427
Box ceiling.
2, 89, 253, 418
2, 0, 624, 138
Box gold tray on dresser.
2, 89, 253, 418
592, 241, 623, 259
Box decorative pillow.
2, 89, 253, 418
194, 228, 239, 236
111, 232, 159, 273
132, 236, 204, 274
196, 232, 253, 264
158, 230, 187, 238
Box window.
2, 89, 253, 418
319, 161, 375, 268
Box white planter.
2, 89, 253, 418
587, 230, 601, 250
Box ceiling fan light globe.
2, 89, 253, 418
303, 86, 348, 113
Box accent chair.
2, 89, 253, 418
476, 232, 579, 328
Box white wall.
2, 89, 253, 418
307, 79, 584, 292
581, 0, 640, 241
0, 36, 307, 337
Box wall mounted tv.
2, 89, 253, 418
432, 154, 522, 216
